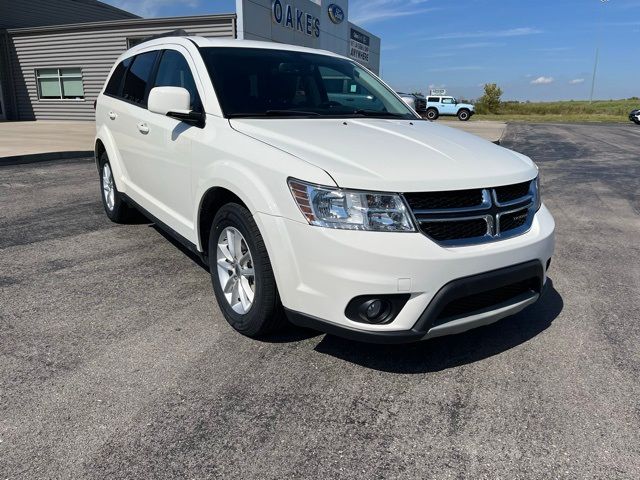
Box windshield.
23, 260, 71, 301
200, 47, 417, 119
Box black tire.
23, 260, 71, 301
634, 119, 640, 125
426, 108, 439, 121
208, 203, 285, 338
98, 152, 136, 223
458, 109, 471, 121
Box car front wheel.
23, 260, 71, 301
458, 109, 471, 121
209, 203, 285, 338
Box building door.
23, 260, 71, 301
0, 79, 6, 120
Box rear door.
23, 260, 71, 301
115, 49, 160, 202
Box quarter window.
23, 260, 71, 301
36, 68, 84, 99
121, 51, 158, 106
104, 57, 132, 97
152, 50, 200, 111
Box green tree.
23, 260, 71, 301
476, 83, 503, 114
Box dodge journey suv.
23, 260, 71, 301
95, 36, 555, 343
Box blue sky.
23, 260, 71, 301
103, 0, 640, 101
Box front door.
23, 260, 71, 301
440, 97, 457, 115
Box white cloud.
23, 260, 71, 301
350, 0, 437, 25
531, 76, 554, 85
432, 27, 543, 40
107, 0, 199, 17
569, 78, 585, 85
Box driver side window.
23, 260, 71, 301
153, 49, 201, 111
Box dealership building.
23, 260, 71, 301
0, 0, 380, 121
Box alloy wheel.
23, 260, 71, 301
102, 163, 115, 211
216, 227, 256, 314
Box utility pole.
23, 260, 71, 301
590, 0, 609, 103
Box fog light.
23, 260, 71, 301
345, 294, 410, 325
366, 300, 384, 319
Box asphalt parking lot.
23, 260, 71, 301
1, 122, 639, 479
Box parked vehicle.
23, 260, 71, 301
629, 109, 640, 125
426, 95, 475, 121
95, 36, 555, 343
397, 92, 427, 113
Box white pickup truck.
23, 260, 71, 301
95, 35, 554, 343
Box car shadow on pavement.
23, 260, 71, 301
312, 280, 563, 374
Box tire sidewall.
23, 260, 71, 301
208, 204, 274, 335
458, 110, 470, 121
426, 109, 439, 120
98, 153, 121, 221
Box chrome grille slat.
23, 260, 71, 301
404, 180, 536, 246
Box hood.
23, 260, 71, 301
459, 102, 475, 110
230, 118, 537, 192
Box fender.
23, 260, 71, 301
95, 124, 128, 194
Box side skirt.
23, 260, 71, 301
121, 193, 208, 266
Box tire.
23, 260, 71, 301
208, 203, 285, 338
426, 108, 439, 121
458, 109, 471, 122
634, 119, 640, 125
98, 152, 136, 223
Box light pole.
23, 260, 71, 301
590, 0, 609, 103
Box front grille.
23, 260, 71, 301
499, 208, 530, 233
405, 180, 535, 246
495, 181, 530, 204
434, 278, 538, 325
420, 218, 488, 241
405, 189, 483, 210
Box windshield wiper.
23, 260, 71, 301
227, 110, 321, 118
352, 110, 407, 118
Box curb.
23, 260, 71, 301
0, 150, 94, 166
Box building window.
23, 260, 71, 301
36, 68, 85, 100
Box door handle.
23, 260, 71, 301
137, 122, 149, 134
108, 111, 117, 120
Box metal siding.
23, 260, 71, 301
0, 0, 137, 29
8, 17, 236, 120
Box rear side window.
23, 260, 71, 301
428, 97, 439, 102
104, 57, 132, 96
153, 50, 200, 111
121, 51, 158, 106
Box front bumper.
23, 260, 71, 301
255, 205, 555, 342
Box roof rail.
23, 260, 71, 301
138, 29, 190, 45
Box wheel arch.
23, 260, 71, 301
197, 186, 250, 254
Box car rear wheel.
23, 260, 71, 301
98, 152, 136, 223
426, 108, 439, 121
209, 203, 286, 338
458, 109, 471, 121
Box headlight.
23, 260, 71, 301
532, 175, 542, 211
288, 179, 416, 232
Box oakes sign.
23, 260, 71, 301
272, 0, 320, 38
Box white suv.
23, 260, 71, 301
95, 36, 555, 343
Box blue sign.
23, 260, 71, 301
272, 0, 320, 37
328, 4, 345, 24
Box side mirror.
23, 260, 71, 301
148, 86, 205, 127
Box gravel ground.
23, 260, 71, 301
0, 123, 639, 479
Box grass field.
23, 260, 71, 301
474, 98, 639, 123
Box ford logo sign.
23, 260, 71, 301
328, 4, 345, 24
